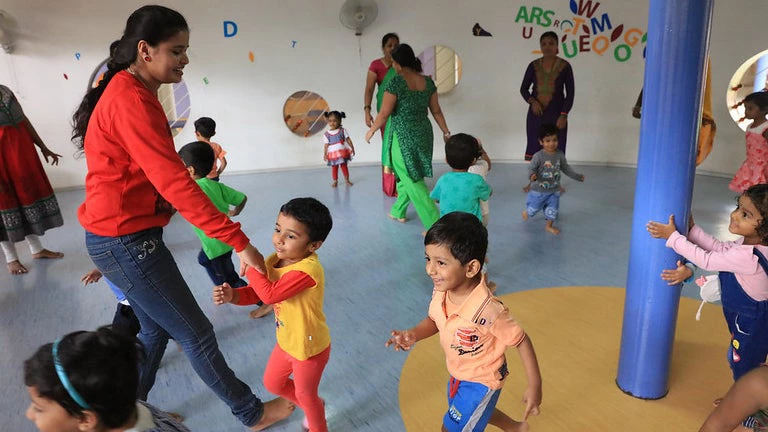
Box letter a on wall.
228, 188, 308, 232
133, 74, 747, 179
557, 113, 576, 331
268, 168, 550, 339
224, 21, 238, 38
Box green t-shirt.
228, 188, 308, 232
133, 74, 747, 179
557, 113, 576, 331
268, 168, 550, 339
193, 178, 246, 259
430, 171, 491, 221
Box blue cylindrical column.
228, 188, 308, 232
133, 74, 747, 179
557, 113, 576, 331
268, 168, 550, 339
616, 0, 714, 399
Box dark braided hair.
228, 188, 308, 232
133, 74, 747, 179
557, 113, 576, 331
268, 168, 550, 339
71, 5, 188, 150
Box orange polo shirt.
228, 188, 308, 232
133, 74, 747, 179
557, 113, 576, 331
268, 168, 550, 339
428, 280, 527, 390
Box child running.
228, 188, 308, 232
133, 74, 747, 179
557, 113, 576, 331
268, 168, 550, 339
386, 212, 542, 432
522, 123, 584, 235
178, 142, 272, 319
213, 198, 332, 432
194, 117, 228, 181
430, 133, 492, 222
323, 111, 355, 187
730, 92, 768, 193
23, 326, 188, 432
647, 184, 768, 386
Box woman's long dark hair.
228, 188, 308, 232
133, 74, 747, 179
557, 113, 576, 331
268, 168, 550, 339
71, 5, 188, 150
391, 43, 422, 73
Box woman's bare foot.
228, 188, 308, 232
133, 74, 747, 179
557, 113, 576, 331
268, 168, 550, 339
249, 398, 295, 431
7, 260, 28, 275
331, 181, 338, 188
521, 210, 529, 221
32, 249, 64, 259
345, 179, 354, 186
388, 213, 407, 223
545, 221, 560, 235
249, 304, 273, 319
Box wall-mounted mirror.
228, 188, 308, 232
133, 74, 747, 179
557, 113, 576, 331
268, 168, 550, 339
283, 91, 329, 137
417, 45, 463, 94
90, 59, 191, 137
727, 50, 768, 131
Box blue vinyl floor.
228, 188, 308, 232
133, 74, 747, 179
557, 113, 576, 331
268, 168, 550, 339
0, 163, 735, 431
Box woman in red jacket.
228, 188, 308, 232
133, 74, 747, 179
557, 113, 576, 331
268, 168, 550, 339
71, 6, 292, 430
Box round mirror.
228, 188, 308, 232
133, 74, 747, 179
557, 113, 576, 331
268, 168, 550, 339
90, 59, 191, 137
727, 50, 768, 131
417, 45, 463, 94
283, 91, 330, 137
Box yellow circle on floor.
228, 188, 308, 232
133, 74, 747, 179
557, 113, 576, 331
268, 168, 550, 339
398, 287, 733, 431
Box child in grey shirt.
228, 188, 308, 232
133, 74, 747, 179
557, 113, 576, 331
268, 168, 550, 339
522, 124, 584, 234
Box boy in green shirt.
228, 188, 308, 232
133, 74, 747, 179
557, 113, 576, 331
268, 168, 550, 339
178, 142, 272, 319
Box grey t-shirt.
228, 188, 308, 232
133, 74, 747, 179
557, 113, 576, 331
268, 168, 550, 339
528, 150, 582, 193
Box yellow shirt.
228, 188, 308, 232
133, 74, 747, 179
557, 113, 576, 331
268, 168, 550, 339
429, 279, 526, 390
267, 253, 330, 360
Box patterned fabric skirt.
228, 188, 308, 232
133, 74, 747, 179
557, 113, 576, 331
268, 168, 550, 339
326, 143, 352, 166
0, 124, 63, 242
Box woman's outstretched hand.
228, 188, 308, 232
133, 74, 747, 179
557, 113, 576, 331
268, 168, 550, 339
237, 244, 266, 275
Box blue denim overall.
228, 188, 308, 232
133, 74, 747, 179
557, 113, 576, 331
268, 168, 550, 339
720, 248, 768, 381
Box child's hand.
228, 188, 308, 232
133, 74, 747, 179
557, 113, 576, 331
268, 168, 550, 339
81, 269, 103, 285
323, 152, 328, 161
661, 260, 693, 285
529, 174, 537, 182
646, 214, 678, 240
385, 329, 417, 351
213, 283, 234, 305
522, 385, 542, 420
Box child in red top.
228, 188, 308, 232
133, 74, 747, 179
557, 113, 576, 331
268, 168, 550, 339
194, 117, 228, 182
387, 212, 542, 432
214, 198, 333, 432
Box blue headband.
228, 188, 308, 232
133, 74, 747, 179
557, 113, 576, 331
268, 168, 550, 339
52, 338, 92, 410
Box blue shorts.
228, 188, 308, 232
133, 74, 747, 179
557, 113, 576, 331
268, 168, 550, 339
525, 190, 560, 221
443, 377, 501, 432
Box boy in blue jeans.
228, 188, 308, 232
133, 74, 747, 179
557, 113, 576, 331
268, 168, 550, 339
522, 123, 585, 235
387, 212, 542, 431
178, 141, 272, 319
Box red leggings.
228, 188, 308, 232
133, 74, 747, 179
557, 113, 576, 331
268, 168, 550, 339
263, 344, 330, 432
331, 163, 349, 181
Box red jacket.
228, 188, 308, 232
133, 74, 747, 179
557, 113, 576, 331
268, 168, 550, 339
78, 71, 248, 251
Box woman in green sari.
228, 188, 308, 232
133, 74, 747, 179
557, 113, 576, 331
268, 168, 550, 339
365, 43, 450, 230
364, 32, 399, 196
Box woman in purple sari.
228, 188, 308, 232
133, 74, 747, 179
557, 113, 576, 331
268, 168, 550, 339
520, 31, 575, 160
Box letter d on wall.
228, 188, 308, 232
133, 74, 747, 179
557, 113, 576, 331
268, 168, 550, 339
224, 21, 238, 38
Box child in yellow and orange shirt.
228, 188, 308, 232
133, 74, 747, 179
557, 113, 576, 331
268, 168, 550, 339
387, 212, 542, 432
213, 197, 332, 432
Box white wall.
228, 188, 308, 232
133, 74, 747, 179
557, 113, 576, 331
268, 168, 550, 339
0, 0, 764, 189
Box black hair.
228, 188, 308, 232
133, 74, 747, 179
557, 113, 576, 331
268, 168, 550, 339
23, 327, 143, 428
743, 184, 768, 245
392, 43, 422, 73
445, 133, 482, 170
381, 32, 399, 48
72, 5, 189, 150
744, 91, 768, 112
178, 141, 215, 177
538, 123, 559, 140
540, 31, 559, 44
194, 116, 216, 139
425, 212, 487, 265
323, 111, 346, 124
279, 198, 333, 242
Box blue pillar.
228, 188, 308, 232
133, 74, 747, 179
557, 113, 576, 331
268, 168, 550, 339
616, 0, 714, 399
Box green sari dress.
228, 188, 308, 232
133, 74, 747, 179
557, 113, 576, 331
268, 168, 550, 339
383, 74, 440, 229
377, 67, 397, 196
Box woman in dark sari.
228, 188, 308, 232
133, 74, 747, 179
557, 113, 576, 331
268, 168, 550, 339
364, 32, 399, 196
520, 31, 575, 160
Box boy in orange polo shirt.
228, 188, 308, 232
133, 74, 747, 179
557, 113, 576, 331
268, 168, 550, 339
387, 212, 542, 432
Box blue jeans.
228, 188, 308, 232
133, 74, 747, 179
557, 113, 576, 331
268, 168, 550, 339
526, 190, 560, 221
85, 228, 263, 426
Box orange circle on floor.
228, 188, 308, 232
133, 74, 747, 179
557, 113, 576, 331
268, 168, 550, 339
398, 287, 733, 431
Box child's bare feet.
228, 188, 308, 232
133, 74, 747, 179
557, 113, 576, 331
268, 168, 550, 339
545, 221, 560, 235
489, 408, 529, 432
345, 179, 354, 186
32, 249, 64, 259
249, 304, 273, 319
7, 260, 28, 275
521, 210, 529, 221
249, 398, 295, 431
331, 181, 338, 188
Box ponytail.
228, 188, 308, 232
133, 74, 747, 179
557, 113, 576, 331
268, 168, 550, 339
71, 5, 189, 150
